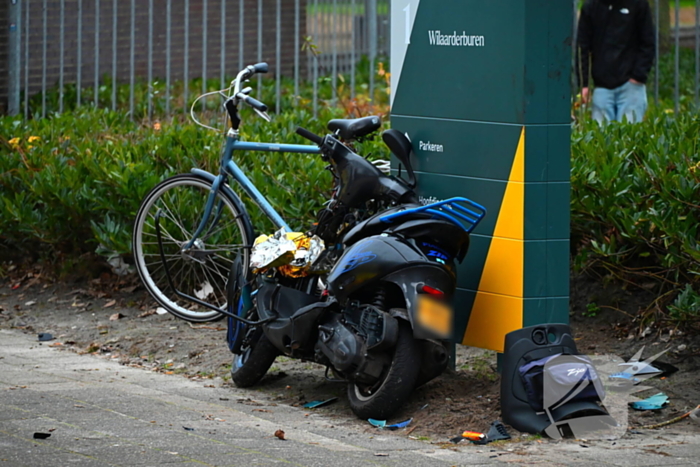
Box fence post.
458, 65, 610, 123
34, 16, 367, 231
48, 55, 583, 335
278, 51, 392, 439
41, 0, 47, 118
368, 0, 377, 103
111, 0, 117, 111
94, 0, 100, 108
276, 0, 281, 114
571, 0, 578, 92
695, 0, 700, 110
674, 0, 680, 114
7, 0, 21, 115
59, 0, 65, 113
23, 0, 29, 118
655, 0, 659, 105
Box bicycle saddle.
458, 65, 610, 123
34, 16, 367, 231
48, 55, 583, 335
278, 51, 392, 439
327, 116, 381, 141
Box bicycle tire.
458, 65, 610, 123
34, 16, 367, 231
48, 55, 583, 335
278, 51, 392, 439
133, 174, 254, 322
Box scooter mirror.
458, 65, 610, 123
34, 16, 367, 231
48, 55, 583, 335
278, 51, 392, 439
382, 129, 416, 188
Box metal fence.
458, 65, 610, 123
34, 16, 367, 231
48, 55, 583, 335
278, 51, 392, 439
4, 0, 699, 118
4, 0, 389, 119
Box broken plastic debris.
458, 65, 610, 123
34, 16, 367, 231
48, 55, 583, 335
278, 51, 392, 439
33, 432, 51, 439
451, 429, 487, 444
156, 307, 168, 315
183, 426, 195, 431
302, 397, 338, 409
461, 430, 487, 441
618, 362, 662, 376
609, 372, 640, 384
37, 333, 53, 342
386, 418, 412, 431
471, 421, 511, 445
630, 392, 669, 411
368, 418, 412, 430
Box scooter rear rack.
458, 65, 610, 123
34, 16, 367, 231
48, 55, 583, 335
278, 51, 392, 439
379, 197, 486, 233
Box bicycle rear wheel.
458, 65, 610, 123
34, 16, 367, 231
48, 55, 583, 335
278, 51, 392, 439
133, 174, 253, 322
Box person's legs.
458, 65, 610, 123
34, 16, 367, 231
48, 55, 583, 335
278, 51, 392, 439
591, 87, 616, 123
616, 81, 648, 123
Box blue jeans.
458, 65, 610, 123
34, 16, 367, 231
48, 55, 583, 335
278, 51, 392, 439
591, 81, 648, 123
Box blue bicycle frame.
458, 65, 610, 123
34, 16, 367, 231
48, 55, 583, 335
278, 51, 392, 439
184, 131, 321, 249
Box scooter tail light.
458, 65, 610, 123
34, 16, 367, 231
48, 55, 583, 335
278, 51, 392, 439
420, 285, 444, 297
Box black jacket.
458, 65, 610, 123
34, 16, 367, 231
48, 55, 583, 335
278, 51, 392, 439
577, 0, 655, 90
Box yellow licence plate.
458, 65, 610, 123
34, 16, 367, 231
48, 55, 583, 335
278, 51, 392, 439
416, 295, 452, 338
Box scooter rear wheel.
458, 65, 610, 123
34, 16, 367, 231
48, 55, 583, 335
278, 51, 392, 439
347, 320, 422, 420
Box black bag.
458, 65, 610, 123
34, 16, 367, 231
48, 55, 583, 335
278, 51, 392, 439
519, 354, 604, 412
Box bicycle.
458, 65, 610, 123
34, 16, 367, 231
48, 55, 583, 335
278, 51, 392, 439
132, 62, 384, 322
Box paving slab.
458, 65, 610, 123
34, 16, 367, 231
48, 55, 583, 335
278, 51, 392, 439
2, 329, 700, 466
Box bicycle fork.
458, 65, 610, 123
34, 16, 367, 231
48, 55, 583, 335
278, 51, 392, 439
182, 173, 227, 252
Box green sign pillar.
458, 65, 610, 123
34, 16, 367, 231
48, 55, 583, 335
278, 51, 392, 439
391, 0, 572, 352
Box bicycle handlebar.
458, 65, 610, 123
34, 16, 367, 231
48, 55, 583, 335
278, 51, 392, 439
238, 62, 269, 82
239, 94, 268, 113
252, 62, 269, 74
296, 127, 323, 145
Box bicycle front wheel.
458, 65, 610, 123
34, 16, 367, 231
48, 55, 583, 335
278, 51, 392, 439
133, 174, 253, 322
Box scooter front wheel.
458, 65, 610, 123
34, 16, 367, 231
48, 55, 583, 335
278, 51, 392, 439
230, 331, 279, 388
347, 320, 422, 420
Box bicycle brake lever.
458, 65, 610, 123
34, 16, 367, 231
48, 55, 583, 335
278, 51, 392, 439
254, 108, 272, 122
240, 86, 253, 95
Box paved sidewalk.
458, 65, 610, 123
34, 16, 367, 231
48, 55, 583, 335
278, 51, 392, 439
0, 329, 698, 466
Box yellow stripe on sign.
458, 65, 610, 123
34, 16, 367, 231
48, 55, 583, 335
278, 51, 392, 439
462, 127, 525, 352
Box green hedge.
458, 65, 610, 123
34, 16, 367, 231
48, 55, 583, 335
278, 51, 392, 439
2, 52, 700, 326
571, 108, 700, 273
5, 104, 698, 275
571, 107, 700, 324
0, 102, 388, 264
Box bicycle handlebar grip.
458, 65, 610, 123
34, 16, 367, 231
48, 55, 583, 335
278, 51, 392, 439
253, 62, 269, 74
296, 127, 323, 145
243, 95, 268, 113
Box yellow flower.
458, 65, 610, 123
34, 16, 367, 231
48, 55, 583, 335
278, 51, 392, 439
28, 136, 41, 143
9, 137, 20, 148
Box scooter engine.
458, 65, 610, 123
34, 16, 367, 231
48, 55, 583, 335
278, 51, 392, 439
315, 306, 398, 384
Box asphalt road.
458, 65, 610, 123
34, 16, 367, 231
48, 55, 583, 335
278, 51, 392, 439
1, 329, 699, 466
